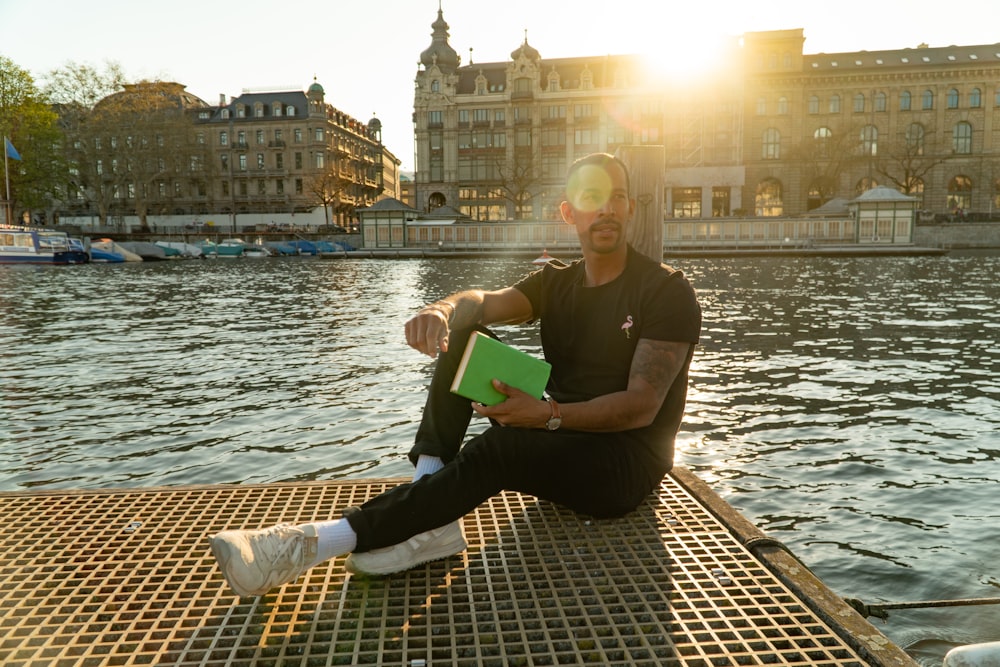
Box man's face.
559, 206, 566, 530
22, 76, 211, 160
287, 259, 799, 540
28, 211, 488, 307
563, 162, 634, 255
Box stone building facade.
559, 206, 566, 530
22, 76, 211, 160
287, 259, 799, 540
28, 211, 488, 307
412, 9, 1000, 221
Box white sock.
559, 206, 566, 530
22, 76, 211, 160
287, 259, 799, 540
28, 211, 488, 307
305, 519, 357, 567
414, 454, 444, 480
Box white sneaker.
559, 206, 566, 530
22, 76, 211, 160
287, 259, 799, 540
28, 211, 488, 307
208, 523, 318, 597
345, 522, 466, 575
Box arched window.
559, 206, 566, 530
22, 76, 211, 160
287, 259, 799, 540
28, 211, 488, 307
829, 94, 841, 113
875, 92, 887, 112
947, 88, 960, 109
922, 90, 934, 110
272, 102, 282, 117
953, 122, 973, 154
855, 177, 878, 195
286, 105, 296, 116
947, 175, 972, 211
853, 93, 866, 113
431, 79, 440, 93
808, 95, 820, 114
777, 97, 789, 114
860, 125, 878, 156
807, 179, 834, 210
755, 178, 783, 216
814, 127, 833, 158
971, 88, 982, 108
900, 91, 911, 111
906, 123, 925, 156
762, 128, 781, 159
756, 97, 767, 115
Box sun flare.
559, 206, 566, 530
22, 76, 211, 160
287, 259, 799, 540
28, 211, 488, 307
638, 31, 736, 85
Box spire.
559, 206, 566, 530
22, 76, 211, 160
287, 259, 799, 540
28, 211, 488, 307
420, 6, 460, 73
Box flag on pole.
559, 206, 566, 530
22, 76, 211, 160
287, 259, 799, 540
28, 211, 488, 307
5, 137, 21, 161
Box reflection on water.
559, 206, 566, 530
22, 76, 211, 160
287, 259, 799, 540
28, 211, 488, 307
2, 253, 999, 663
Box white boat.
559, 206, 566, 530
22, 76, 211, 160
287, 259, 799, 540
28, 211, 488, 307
0, 225, 89, 264
155, 241, 203, 258
532, 249, 555, 265
91, 239, 142, 262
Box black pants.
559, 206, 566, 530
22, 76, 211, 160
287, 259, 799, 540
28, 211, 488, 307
345, 326, 669, 552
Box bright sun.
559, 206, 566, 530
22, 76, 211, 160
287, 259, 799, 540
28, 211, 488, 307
637, 31, 736, 86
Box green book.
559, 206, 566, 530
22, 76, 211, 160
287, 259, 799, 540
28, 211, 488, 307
450, 331, 552, 406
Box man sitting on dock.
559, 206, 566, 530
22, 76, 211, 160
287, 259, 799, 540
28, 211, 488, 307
208, 153, 702, 597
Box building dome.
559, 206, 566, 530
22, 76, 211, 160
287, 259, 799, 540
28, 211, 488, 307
308, 79, 325, 95
367, 116, 382, 132
420, 8, 460, 73
510, 34, 540, 62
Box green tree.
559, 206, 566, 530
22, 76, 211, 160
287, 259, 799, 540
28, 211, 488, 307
0, 56, 63, 224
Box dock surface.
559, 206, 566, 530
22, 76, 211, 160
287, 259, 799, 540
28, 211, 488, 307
0, 468, 915, 666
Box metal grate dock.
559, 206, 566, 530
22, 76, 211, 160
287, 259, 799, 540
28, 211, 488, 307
0, 468, 914, 667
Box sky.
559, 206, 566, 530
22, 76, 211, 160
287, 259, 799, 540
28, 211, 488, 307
4, 0, 1000, 173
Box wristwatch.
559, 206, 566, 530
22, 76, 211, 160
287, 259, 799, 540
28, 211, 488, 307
545, 397, 562, 431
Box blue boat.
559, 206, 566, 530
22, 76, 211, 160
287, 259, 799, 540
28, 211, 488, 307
0, 225, 89, 264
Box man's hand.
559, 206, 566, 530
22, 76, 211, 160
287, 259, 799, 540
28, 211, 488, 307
473, 380, 550, 428
405, 307, 451, 358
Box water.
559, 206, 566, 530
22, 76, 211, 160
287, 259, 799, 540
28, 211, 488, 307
2, 253, 999, 664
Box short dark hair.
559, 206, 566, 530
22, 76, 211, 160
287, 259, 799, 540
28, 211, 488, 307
565, 153, 631, 197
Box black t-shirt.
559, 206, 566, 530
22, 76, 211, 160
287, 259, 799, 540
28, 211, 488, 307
513, 246, 701, 457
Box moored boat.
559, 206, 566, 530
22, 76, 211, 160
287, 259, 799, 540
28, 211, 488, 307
92, 239, 142, 262
0, 225, 89, 265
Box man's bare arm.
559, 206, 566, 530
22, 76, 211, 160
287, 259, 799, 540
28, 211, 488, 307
405, 288, 533, 357
477, 339, 694, 432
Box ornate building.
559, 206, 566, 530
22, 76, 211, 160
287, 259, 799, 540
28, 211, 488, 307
60, 80, 399, 230
413, 9, 1000, 221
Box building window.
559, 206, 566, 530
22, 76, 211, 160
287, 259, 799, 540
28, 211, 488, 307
574, 104, 593, 119
256, 130, 265, 145
672, 187, 702, 218
947, 88, 960, 109
542, 127, 565, 146
906, 123, 926, 155
257, 153, 265, 169
286, 105, 296, 116
315, 153, 324, 169
257, 179, 266, 195
515, 128, 531, 147
237, 131, 246, 146
272, 103, 282, 117
829, 95, 841, 113
875, 92, 887, 112
220, 154, 228, 171
853, 93, 865, 113
814, 127, 832, 158
953, 122, 973, 154
295, 178, 303, 194
314, 128, 324, 142
947, 175, 972, 211
755, 178, 783, 216
473, 108, 490, 124
276, 180, 284, 194
900, 91, 911, 111
276, 154, 283, 169
428, 110, 443, 127
762, 128, 781, 159
295, 153, 302, 169
220, 131, 228, 146
808, 96, 819, 114
860, 125, 878, 156
777, 97, 789, 114
294, 129, 303, 143
970, 88, 982, 108
221, 109, 230, 119
431, 79, 440, 92
238, 154, 247, 170
756, 97, 766, 115
254, 103, 264, 118
922, 90, 934, 110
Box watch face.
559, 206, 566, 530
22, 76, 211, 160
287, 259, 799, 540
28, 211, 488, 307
547, 417, 562, 431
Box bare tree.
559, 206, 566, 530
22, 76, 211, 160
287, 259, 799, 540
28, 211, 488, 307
494, 149, 541, 220
874, 124, 949, 199
789, 122, 868, 208
307, 150, 353, 226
